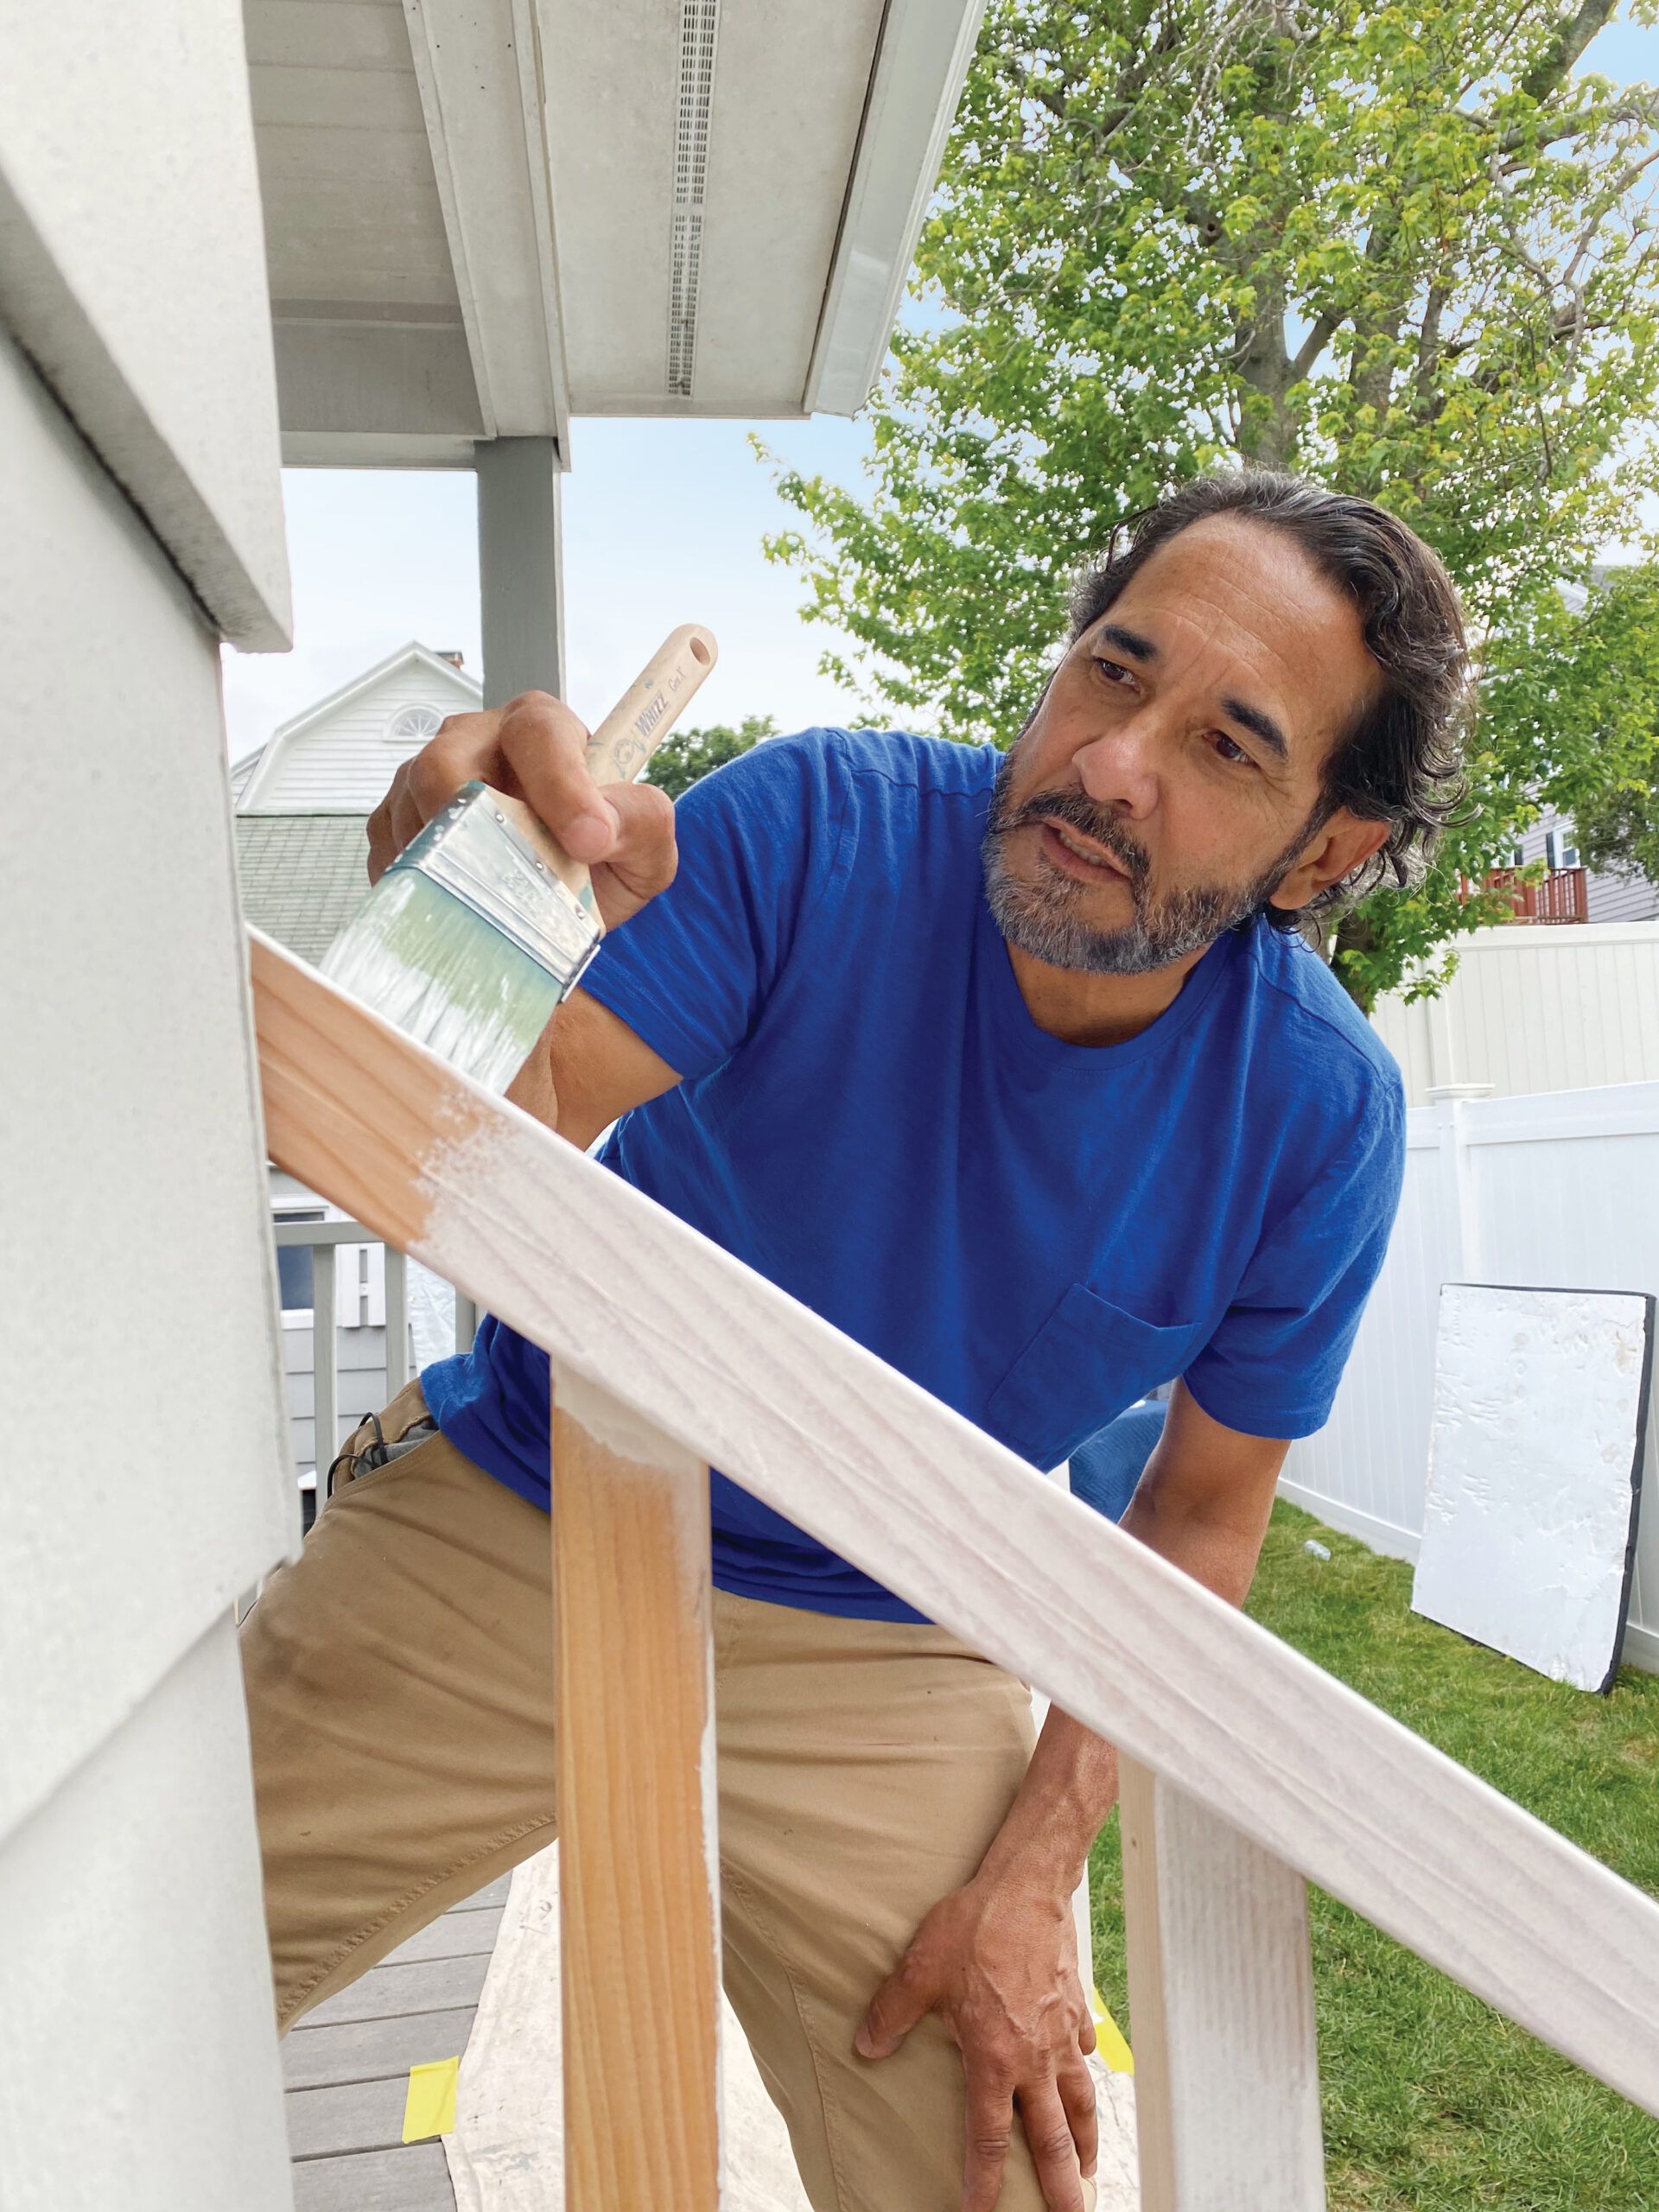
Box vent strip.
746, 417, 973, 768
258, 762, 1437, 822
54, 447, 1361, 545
668, 0, 720, 398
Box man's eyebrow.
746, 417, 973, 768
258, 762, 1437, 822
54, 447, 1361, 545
1092, 620, 1158, 664
1221, 696, 1288, 761
1092, 619, 1291, 760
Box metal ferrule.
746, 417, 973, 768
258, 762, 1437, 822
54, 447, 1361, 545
391, 781, 603, 995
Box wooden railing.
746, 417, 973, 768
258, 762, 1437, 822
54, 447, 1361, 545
1473, 864, 1591, 923
249, 926, 1659, 2209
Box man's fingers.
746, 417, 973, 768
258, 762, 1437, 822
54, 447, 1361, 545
854, 1960, 930, 2063
959, 2069, 1016, 2212
498, 693, 620, 862
364, 691, 679, 929
1058, 2051, 1099, 2181
1018, 2081, 1088, 2212
595, 781, 679, 906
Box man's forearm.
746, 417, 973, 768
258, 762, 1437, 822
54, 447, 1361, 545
975, 1484, 1265, 1899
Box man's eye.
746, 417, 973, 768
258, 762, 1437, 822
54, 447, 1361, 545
1093, 657, 1133, 686
1213, 733, 1253, 766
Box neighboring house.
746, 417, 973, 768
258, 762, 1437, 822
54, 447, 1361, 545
1499, 801, 1659, 926
232, 638, 480, 957
234, 642, 482, 1483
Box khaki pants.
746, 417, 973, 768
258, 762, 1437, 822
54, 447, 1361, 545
240, 1382, 1085, 2210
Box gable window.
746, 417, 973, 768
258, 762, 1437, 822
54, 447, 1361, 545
387, 703, 444, 743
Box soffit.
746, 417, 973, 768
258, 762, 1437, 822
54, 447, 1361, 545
244, 0, 982, 461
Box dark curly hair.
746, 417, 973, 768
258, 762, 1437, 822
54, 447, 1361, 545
1069, 472, 1473, 929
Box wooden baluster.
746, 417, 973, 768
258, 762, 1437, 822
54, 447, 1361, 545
1119, 1754, 1325, 2211
551, 1371, 721, 2211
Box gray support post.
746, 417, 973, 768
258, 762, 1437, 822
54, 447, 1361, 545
476, 436, 565, 707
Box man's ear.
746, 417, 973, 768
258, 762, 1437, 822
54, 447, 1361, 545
1268, 809, 1391, 913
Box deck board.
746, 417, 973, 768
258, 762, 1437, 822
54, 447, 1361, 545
382, 1904, 502, 1967
287, 2075, 411, 2159
291, 2142, 454, 2209
301, 1949, 491, 2027
284, 1879, 510, 2209
284, 2005, 480, 2092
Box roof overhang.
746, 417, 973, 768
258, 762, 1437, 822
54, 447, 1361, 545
245, 0, 984, 466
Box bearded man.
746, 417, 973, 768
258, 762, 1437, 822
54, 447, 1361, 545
241, 470, 1469, 2212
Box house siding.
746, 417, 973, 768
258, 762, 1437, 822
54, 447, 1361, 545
247, 655, 478, 810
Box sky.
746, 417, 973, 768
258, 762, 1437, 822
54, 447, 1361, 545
222, 13, 1659, 767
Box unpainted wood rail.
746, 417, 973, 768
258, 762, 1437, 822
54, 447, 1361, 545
250, 927, 1659, 2209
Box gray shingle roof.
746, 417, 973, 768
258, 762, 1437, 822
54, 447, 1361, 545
235, 813, 372, 964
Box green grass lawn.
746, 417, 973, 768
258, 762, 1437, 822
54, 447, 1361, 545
1087, 1500, 1659, 2210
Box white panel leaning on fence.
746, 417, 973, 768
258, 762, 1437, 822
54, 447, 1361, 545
251, 926, 1659, 2210
1283, 1081, 1659, 1675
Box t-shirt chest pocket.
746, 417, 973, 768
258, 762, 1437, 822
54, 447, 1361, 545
983, 1283, 1202, 1471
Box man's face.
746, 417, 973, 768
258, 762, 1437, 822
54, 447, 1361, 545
983, 517, 1384, 975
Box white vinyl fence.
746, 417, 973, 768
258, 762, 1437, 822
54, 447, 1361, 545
1371, 921, 1659, 1105
1281, 1079, 1659, 1675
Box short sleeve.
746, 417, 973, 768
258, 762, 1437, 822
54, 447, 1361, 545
1181, 1082, 1406, 1440
578, 731, 847, 1078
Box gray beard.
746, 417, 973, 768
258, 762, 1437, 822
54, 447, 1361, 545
981, 753, 1309, 976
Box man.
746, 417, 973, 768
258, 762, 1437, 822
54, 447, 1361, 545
242, 472, 1469, 2211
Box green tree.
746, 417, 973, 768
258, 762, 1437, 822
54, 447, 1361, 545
642, 715, 777, 802
1487, 563, 1659, 883
766, 0, 1659, 1005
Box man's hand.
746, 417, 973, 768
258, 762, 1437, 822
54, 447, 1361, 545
365, 689, 677, 931
855, 1872, 1097, 2212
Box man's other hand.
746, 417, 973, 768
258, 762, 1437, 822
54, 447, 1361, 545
855, 1874, 1098, 2212
366, 690, 677, 931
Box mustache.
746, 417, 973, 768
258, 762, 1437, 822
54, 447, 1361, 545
991, 785, 1150, 888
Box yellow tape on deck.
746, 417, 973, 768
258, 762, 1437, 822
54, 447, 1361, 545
1090, 1987, 1134, 2074
403, 2055, 461, 2141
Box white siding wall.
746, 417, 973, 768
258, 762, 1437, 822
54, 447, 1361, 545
247, 657, 480, 810
0, 3, 297, 2196
1281, 1084, 1659, 1675
1371, 922, 1659, 1104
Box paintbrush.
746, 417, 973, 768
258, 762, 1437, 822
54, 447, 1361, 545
320, 624, 717, 1091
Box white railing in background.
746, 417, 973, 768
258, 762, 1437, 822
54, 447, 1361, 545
1281, 1080, 1659, 1675
270, 1217, 476, 1491
251, 928, 1659, 2211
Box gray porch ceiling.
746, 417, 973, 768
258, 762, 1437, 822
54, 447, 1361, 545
245, 0, 984, 466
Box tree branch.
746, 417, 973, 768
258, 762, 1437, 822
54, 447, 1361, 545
1519, 0, 1618, 106
1290, 311, 1339, 383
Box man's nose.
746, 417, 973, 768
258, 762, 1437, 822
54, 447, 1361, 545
1073, 717, 1160, 820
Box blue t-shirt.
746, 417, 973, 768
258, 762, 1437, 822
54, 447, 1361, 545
423, 728, 1405, 1622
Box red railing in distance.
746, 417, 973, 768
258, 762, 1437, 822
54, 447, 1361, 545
1465, 867, 1590, 923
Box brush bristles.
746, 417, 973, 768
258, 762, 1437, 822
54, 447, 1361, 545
321, 872, 564, 1094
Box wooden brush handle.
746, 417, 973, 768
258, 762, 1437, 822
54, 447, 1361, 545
583, 623, 718, 787
491, 624, 719, 911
